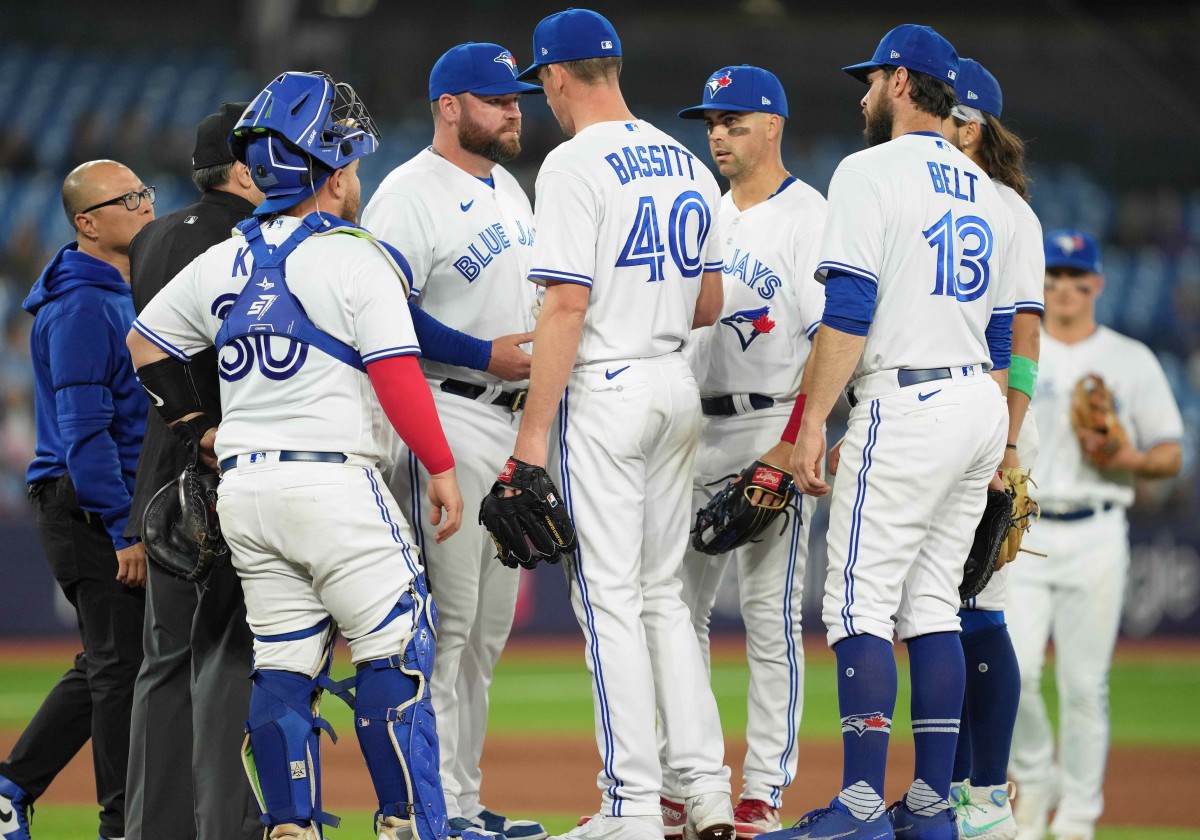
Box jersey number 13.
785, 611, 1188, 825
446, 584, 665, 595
923, 210, 993, 302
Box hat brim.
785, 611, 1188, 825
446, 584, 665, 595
678, 103, 785, 120
1045, 256, 1101, 274
433, 79, 545, 100
842, 60, 881, 83
516, 61, 544, 82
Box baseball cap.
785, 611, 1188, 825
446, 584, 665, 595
842, 24, 959, 87
516, 8, 622, 81
1044, 229, 1103, 274
192, 101, 249, 170
951, 58, 1002, 121
678, 65, 788, 120
429, 42, 544, 101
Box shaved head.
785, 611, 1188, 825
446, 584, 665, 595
62, 160, 136, 229
63, 159, 154, 257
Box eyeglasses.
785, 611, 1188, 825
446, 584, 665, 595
80, 186, 155, 214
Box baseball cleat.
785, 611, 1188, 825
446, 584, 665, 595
1012, 782, 1055, 840
887, 799, 958, 840
552, 814, 664, 840
0, 774, 32, 840
757, 798, 893, 840
733, 799, 781, 838
579, 798, 685, 838
685, 793, 735, 840
951, 783, 1016, 840
475, 809, 549, 840
449, 817, 502, 840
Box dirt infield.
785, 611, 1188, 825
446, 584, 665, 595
4, 731, 1196, 828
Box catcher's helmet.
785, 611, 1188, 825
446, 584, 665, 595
230, 71, 380, 215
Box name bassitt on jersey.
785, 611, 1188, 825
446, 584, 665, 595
528, 120, 724, 366
816, 132, 1015, 378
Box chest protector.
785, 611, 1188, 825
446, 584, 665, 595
215, 213, 412, 372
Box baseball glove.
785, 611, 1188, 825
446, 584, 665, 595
142, 452, 230, 583
997, 466, 1041, 569
1070, 373, 1128, 468
479, 457, 577, 569
960, 487, 1014, 599
691, 460, 797, 556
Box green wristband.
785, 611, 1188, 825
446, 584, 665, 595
1009, 354, 1038, 399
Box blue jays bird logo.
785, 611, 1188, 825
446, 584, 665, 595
495, 51, 518, 76
1054, 233, 1087, 254
841, 712, 892, 736
720, 306, 775, 351
706, 71, 733, 97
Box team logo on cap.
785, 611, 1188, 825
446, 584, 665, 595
494, 51, 518, 76
706, 72, 733, 97
720, 306, 775, 351
1054, 233, 1087, 254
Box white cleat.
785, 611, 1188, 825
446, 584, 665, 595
553, 814, 665, 840
684, 793, 735, 840
953, 782, 1017, 839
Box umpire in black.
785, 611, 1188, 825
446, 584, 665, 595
123, 102, 263, 840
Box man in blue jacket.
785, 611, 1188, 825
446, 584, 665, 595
0, 159, 154, 840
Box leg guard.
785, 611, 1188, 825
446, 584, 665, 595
353, 585, 448, 840
242, 663, 342, 834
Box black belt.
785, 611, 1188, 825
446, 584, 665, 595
219, 450, 348, 473
847, 367, 954, 408
701, 394, 775, 416
440, 378, 527, 412
1040, 501, 1115, 522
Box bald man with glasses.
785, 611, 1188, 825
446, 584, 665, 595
0, 159, 154, 840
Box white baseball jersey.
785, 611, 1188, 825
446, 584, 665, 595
1030, 326, 1183, 509
361, 148, 536, 387
529, 119, 723, 364
133, 216, 417, 465
996, 182, 1044, 316
700, 178, 827, 400
816, 132, 1014, 376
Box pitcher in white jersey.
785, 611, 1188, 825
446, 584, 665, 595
937, 58, 1044, 840
1006, 231, 1182, 840
501, 9, 733, 840
659, 65, 826, 839
361, 42, 547, 840
757, 25, 1011, 840
125, 71, 485, 840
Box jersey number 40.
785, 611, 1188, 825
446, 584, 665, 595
923, 210, 993, 302
617, 191, 712, 282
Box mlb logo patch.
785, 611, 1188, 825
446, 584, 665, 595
248, 451, 268, 464
184, 215, 198, 225
601, 39, 612, 49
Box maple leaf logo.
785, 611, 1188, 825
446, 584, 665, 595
706, 72, 734, 97
752, 313, 775, 334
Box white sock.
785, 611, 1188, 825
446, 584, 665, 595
838, 781, 885, 821
905, 779, 949, 816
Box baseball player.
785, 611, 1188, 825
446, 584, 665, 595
125, 71, 487, 840
503, 9, 734, 840
1006, 230, 1183, 840
757, 25, 1013, 840
662, 65, 826, 837
360, 42, 546, 840
937, 59, 1044, 840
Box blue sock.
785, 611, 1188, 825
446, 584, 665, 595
962, 621, 1020, 786
834, 634, 896, 818
907, 631, 965, 804
951, 693, 972, 783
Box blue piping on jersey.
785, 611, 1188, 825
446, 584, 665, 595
132, 320, 190, 362
816, 260, 879, 284
842, 399, 882, 636
361, 344, 421, 364
407, 450, 427, 555
364, 466, 420, 581
531, 268, 593, 287
769, 176, 798, 199
774, 501, 804, 807
558, 387, 625, 812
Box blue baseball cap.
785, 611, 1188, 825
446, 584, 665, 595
517, 8, 622, 81
952, 58, 1002, 119
1045, 229, 1103, 274
842, 24, 959, 87
430, 42, 544, 101
678, 65, 788, 120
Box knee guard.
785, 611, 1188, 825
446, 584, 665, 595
352, 584, 447, 840
243, 628, 343, 835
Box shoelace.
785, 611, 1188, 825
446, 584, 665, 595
791, 805, 835, 828
735, 802, 774, 822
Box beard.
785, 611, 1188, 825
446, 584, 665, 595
863, 96, 894, 147
339, 187, 360, 224
459, 112, 521, 163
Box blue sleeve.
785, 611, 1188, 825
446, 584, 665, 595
821, 270, 877, 337
407, 302, 492, 372
985, 310, 1014, 370
47, 310, 137, 549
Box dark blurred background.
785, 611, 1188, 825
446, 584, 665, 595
1, 0, 1198, 639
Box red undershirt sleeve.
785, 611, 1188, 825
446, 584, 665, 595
366, 355, 455, 475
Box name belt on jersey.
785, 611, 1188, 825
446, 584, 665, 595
440, 378, 527, 413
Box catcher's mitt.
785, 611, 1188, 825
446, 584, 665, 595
143, 457, 229, 583
960, 488, 1014, 599
691, 460, 797, 556
1070, 373, 1128, 468
479, 457, 577, 569
997, 466, 1041, 569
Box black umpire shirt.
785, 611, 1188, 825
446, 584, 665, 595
124, 188, 255, 540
